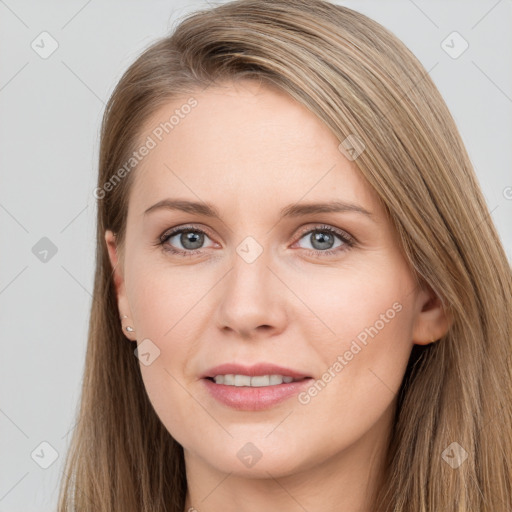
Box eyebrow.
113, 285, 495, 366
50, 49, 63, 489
144, 198, 373, 220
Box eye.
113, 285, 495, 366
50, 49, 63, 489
157, 225, 216, 256
294, 224, 355, 257
155, 223, 356, 258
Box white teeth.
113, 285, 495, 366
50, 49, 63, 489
251, 375, 270, 387
270, 375, 284, 385
212, 374, 297, 386
234, 374, 250, 386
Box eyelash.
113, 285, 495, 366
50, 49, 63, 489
154, 223, 356, 259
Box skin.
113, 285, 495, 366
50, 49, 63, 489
105, 79, 451, 512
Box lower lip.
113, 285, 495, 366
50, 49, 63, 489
202, 377, 313, 411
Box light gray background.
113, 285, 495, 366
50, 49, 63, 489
1, 1, 511, 510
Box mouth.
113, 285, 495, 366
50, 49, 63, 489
202, 375, 314, 411
204, 375, 313, 387
201, 362, 312, 382
200, 363, 313, 410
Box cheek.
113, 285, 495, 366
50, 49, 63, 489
283, 286, 415, 470
291, 260, 415, 351
125, 261, 212, 433
127, 252, 205, 336
292, 263, 416, 413
128, 264, 201, 364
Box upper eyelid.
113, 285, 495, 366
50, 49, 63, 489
296, 223, 352, 239
160, 224, 216, 242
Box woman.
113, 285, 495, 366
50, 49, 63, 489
58, 1, 512, 510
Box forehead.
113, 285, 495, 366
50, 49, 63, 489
129, 80, 380, 218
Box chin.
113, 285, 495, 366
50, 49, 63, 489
196, 442, 310, 478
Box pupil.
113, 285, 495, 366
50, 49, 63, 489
312, 232, 333, 250
181, 231, 204, 250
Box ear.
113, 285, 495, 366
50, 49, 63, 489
105, 230, 136, 341
412, 285, 453, 345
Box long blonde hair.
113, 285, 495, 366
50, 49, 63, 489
57, 1, 512, 510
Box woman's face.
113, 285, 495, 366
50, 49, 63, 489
106, 80, 447, 479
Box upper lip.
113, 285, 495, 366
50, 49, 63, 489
201, 363, 312, 380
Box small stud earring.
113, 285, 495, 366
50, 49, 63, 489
121, 315, 135, 335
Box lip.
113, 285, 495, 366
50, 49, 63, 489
202, 377, 313, 411
200, 362, 313, 411
200, 362, 312, 380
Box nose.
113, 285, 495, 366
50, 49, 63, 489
214, 247, 288, 340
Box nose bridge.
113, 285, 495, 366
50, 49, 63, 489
215, 234, 286, 335
229, 235, 274, 301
